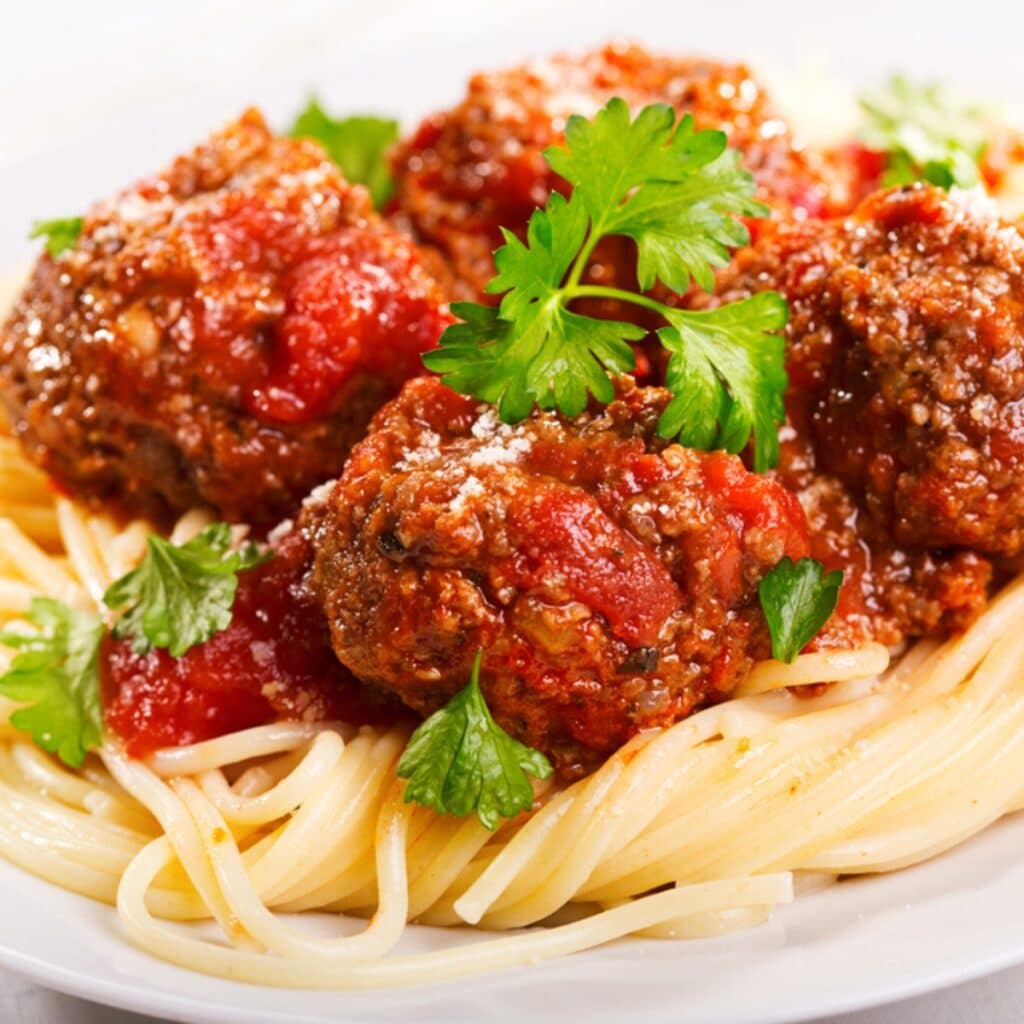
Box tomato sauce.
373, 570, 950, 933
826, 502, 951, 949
247, 231, 452, 424
172, 191, 451, 427
505, 486, 684, 648
102, 526, 404, 757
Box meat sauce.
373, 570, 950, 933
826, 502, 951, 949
102, 525, 404, 757
311, 376, 809, 776
0, 109, 452, 526
390, 44, 839, 303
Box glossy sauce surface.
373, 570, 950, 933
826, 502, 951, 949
103, 526, 403, 756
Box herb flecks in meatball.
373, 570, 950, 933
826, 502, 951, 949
1, 109, 452, 525
311, 376, 809, 777
390, 43, 837, 304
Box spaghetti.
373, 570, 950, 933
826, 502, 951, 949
3, 57, 1024, 989
2, 430, 1024, 987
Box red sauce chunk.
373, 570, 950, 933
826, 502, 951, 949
247, 230, 453, 425
102, 527, 402, 757
504, 486, 684, 648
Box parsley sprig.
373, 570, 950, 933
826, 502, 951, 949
289, 98, 399, 209
103, 524, 270, 658
0, 524, 269, 765
423, 98, 789, 471
858, 76, 987, 190
29, 217, 84, 258
759, 557, 843, 663
0, 599, 103, 767
397, 650, 553, 830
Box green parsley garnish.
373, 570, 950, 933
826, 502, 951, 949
759, 557, 843, 663
29, 217, 84, 258
0, 526, 270, 763
858, 75, 988, 190
289, 98, 399, 209
0, 598, 104, 767
422, 98, 789, 471
396, 650, 553, 830
103, 524, 270, 658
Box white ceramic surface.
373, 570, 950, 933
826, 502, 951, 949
3, 1, 1024, 1021
4, 813, 1024, 1024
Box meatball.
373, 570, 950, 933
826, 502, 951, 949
0, 109, 452, 525
311, 375, 809, 776
779, 463, 991, 651
718, 185, 1024, 555
391, 43, 838, 302
702, 184, 1024, 646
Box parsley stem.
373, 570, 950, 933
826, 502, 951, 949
570, 284, 670, 319
563, 226, 604, 292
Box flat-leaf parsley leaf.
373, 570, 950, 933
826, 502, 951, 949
103, 524, 270, 658
29, 217, 84, 258
858, 76, 987, 190
289, 98, 399, 208
0, 598, 104, 767
423, 98, 789, 470
396, 650, 553, 830
759, 557, 843, 663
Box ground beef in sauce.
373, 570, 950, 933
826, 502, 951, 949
309, 375, 809, 778
390, 43, 841, 304
0, 109, 452, 526
703, 183, 1024, 646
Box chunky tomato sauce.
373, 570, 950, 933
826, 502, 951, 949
102, 527, 403, 757
247, 231, 452, 424
505, 487, 684, 648
172, 191, 451, 426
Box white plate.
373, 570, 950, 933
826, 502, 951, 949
3, 1, 1024, 1020
4, 814, 1024, 1024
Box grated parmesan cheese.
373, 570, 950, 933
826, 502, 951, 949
449, 475, 486, 514
302, 480, 337, 512
267, 518, 294, 546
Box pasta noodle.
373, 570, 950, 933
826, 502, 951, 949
3, 64, 1024, 989
2, 428, 1024, 988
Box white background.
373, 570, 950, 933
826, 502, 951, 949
3, 0, 1024, 1020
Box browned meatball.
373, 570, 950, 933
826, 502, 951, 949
311, 376, 810, 777
776, 462, 991, 651
715, 184, 1024, 557
698, 183, 1022, 649
0, 109, 452, 525
391, 43, 839, 303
